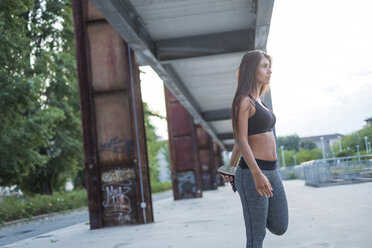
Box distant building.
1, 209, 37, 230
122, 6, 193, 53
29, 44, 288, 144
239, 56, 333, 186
365, 116, 372, 127
300, 133, 343, 158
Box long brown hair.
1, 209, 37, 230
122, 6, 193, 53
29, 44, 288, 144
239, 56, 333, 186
231, 50, 272, 139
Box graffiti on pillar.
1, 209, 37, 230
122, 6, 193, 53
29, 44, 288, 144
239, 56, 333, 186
101, 168, 137, 225
176, 171, 196, 198
201, 164, 209, 171
98, 136, 133, 154
202, 172, 213, 190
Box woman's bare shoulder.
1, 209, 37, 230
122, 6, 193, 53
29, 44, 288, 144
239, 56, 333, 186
240, 96, 256, 113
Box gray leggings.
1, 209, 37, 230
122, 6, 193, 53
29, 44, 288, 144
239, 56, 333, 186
235, 165, 289, 248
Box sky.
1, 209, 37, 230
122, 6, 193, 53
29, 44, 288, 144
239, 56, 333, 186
140, 0, 372, 140
139, 68, 168, 140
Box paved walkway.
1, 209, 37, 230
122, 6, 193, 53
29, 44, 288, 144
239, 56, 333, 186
3, 180, 372, 248
0, 188, 173, 247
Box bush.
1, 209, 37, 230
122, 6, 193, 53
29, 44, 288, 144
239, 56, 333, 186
288, 171, 297, 180
151, 181, 172, 194
0, 183, 173, 223
0, 189, 87, 223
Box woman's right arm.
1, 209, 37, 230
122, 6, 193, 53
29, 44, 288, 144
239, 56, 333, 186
236, 97, 273, 197
222, 143, 240, 183
229, 143, 241, 167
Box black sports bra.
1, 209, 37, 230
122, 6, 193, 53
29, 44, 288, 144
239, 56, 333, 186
248, 99, 276, 136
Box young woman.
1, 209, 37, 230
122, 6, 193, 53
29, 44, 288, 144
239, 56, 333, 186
223, 50, 289, 248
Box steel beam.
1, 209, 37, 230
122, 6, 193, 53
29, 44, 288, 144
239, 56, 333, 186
164, 88, 203, 200
255, 0, 275, 50
195, 125, 217, 191
162, 64, 226, 150
156, 29, 254, 62
202, 109, 230, 122
72, 0, 103, 229
72, 0, 153, 228
217, 133, 234, 140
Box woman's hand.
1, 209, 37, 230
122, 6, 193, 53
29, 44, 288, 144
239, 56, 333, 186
223, 175, 234, 183
253, 172, 273, 197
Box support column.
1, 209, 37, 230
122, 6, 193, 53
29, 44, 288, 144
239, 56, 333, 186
72, 0, 153, 228
164, 88, 203, 200
195, 125, 218, 190
213, 142, 225, 186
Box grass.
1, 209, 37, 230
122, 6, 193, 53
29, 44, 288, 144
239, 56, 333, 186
0, 189, 87, 223
151, 181, 172, 193
0, 182, 173, 223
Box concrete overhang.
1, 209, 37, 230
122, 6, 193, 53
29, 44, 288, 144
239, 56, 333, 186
90, 0, 275, 151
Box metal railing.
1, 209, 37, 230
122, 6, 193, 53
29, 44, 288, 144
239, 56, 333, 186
280, 155, 372, 186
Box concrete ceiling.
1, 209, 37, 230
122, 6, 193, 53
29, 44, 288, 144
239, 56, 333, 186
90, 0, 275, 151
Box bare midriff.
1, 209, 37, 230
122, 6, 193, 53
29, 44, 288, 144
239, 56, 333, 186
248, 131, 277, 161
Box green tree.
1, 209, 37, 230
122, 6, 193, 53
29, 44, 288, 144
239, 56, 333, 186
278, 134, 300, 151
143, 101, 165, 183
0, 0, 55, 189
332, 126, 372, 157
0, 0, 83, 195
21, 0, 83, 194
282, 150, 297, 166
358, 126, 372, 152
300, 140, 316, 150
295, 148, 322, 164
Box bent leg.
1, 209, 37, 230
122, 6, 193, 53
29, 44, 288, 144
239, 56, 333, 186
235, 167, 268, 248
265, 168, 289, 235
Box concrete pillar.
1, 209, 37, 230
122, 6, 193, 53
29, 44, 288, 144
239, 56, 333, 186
213, 142, 225, 186
195, 125, 218, 190
164, 88, 203, 200
72, 0, 153, 228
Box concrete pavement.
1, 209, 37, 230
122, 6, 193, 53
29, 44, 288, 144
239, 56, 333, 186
3, 180, 372, 248
0, 190, 173, 247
